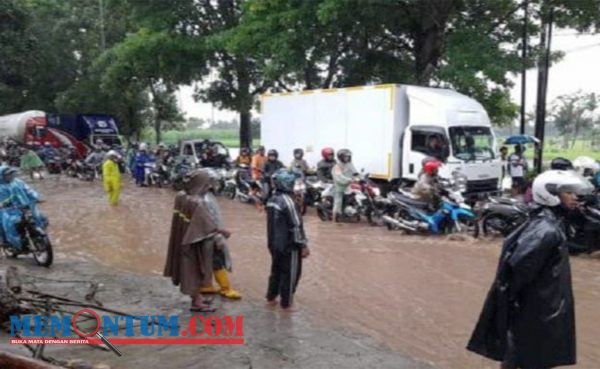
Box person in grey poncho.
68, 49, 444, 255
198, 170, 241, 299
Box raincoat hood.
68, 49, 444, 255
0, 166, 17, 185
183, 169, 211, 196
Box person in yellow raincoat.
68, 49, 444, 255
102, 150, 122, 205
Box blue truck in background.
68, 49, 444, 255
46, 113, 123, 147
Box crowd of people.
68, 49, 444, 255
1, 133, 598, 368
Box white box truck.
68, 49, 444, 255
260, 84, 502, 195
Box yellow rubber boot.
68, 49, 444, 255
214, 269, 242, 299
199, 285, 220, 294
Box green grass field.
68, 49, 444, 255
517, 139, 600, 161
142, 128, 260, 148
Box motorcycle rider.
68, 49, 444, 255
235, 147, 252, 167
316, 147, 336, 182
102, 150, 122, 206
251, 146, 267, 181
134, 143, 153, 186
550, 157, 574, 171
412, 159, 444, 207
468, 170, 593, 369
20, 146, 45, 180
332, 149, 357, 222
289, 148, 310, 176
261, 149, 284, 200
0, 166, 47, 250
202, 144, 230, 168
38, 142, 57, 163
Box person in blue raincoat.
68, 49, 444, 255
0, 166, 47, 250
134, 143, 153, 186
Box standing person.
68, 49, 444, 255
251, 146, 267, 181
20, 146, 45, 180
508, 144, 528, 196
467, 170, 593, 369
261, 149, 284, 200
265, 169, 310, 311
316, 147, 336, 182
199, 170, 241, 299
102, 151, 122, 206
499, 146, 509, 177
164, 169, 228, 312
332, 149, 357, 222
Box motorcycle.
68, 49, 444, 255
1, 205, 53, 267
565, 196, 600, 254
316, 173, 384, 224
46, 155, 63, 175
171, 159, 194, 191
476, 196, 531, 237
232, 165, 263, 205
147, 162, 171, 188
214, 168, 236, 198
73, 160, 98, 181
382, 177, 477, 235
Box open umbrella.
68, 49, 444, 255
504, 135, 540, 145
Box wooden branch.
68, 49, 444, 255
0, 351, 66, 369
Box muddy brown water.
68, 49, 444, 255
33, 177, 600, 369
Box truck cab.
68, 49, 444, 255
398, 87, 502, 195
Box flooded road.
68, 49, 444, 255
36, 177, 600, 369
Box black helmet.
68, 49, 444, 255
267, 149, 278, 159
240, 147, 250, 155
293, 148, 303, 158
337, 148, 352, 162
550, 157, 573, 171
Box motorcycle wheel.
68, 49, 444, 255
452, 216, 478, 236
30, 235, 53, 267
316, 206, 331, 222
481, 214, 509, 237
226, 186, 236, 200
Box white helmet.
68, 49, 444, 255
139, 143, 148, 151
573, 156, 600, 177
106, 150, 121, 159
532, 170, 594, 207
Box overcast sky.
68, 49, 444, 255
178, 31, 600, 123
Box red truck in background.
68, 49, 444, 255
0, 110, 88, 158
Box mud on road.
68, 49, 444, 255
4, 176, 600, 369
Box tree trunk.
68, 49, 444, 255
155, 119, 162, 145
571, 127, 579, 149
239, 111, 252, 149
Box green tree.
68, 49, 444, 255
550, 92, 598, 149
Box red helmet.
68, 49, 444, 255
321, 147, 334, 159
423, 160, 442, 175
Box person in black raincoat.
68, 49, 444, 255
467, 170, 594, 369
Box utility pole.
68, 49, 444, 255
99, 0, 106, 50
534, 3, 554, 173
520, 0, 528, 135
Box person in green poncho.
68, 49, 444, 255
20, 146, 45, 180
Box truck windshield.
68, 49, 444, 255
449, 126, 495, 161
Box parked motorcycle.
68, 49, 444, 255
171, 159, 194, 191
476, 196, 531, 237
565, 196, 600, 254
1, 205, 53, 267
